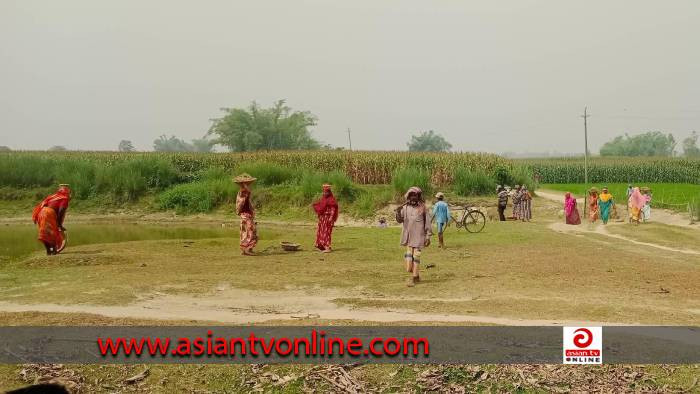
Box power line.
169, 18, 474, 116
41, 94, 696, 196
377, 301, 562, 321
581, 107, 591, 185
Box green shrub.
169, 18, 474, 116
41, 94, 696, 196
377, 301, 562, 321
325, 171, 358, 201
300, 170, 358, 201
453, 167, 496, 196
236, 161, 297, 185
158, 179, 236, 213
348, 187, 393, 218
391, 167, 431, 199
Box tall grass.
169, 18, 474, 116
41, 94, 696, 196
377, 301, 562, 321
158, 177, 236, 213
235, 161, 297, 185
300, 170, 358, 201
0, 154, 179, 202
391, 167, 432, 199
0, 155, 56, 187
347, 187, 394, 218
452, 167, 496, 196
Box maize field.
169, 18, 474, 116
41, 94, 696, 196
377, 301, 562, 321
0, 151, 513, 186
2, 152, 699, 189
521, 157, 700, 184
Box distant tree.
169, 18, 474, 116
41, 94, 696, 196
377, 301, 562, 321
153, 135, 193, 152
48, 145, 67, 152
207, 100, 320, 151
599, 131, 676, 157
118, 140, 135, 152
407, 130, 452, 152
682, 131, 700, 157
190, 138, 215, 152
0, 146, 10, 152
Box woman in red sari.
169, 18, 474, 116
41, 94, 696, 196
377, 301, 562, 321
234, 174, 258, 256
32, 184, 71, 255
313, 184, 339, 253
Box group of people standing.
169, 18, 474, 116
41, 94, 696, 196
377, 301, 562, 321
496, 185, 532, 222
233, 173, 339, 256
563, 184, 652, 225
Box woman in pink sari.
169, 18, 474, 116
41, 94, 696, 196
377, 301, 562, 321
628, 187, 646, 224
564, 192, 581, 225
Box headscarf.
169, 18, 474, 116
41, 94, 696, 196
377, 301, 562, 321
404, 186, 423, 202
599, 188, 613, 203
564, 192, 576, 216
404, 186, 426, 214
629, 187, 645, 210
313, 186, 339, 221
32, 185, 71, 223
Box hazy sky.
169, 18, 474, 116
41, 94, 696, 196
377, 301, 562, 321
1, 1, 698, 153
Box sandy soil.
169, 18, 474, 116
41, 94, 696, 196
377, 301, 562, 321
0, 285, 626, 326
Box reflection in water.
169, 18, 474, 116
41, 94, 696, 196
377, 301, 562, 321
0, 223, 232, 262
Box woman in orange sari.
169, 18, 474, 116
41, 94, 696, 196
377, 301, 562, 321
312, 184, 339, 252
234, 174, 258, 256
588, 189, 599, 223
32, 184, 71, 255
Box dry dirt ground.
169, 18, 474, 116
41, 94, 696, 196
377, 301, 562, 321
1, 193, 699, 326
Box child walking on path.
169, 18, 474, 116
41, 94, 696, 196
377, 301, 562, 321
431, 192, 450, 248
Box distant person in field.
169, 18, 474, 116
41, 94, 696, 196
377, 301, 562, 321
32, 184, 71, 255
377, 217, 388, 228
395, 186, 432, 287
564, 192, 581, 225
641, 188, 652, 222
234, 173, 258, 255
588, 188, 600, 222
497, 185, 509, 221
511, 185, 522, 220
313, 184, 339, 253
598, 187, 614, 224
628, 187, 645, 224
519, 185, 532, 221
431, 192, 450, 248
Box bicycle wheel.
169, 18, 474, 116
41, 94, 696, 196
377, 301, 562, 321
463, 210, 486, 233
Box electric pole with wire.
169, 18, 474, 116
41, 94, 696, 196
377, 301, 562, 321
581, 107, 590, 185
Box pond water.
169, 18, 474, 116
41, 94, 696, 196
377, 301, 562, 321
0, 222, 232, 262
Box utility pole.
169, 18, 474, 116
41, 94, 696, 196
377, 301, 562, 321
347, 128, 353, 151
581, 107, 591, 185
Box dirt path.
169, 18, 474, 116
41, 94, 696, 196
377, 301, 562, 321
549, 222, 700, 255
537, 189, 697, 229
0, 286, 628, 326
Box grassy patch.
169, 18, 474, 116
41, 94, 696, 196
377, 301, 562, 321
1, 218, 698, 324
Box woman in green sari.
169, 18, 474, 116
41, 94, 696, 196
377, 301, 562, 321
598, 187, 614, 224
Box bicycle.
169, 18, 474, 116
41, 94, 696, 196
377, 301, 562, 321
447, 204, 486, 233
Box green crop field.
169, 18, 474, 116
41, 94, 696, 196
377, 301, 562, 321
541, 183, 700, 209
521, 156, 700, 184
